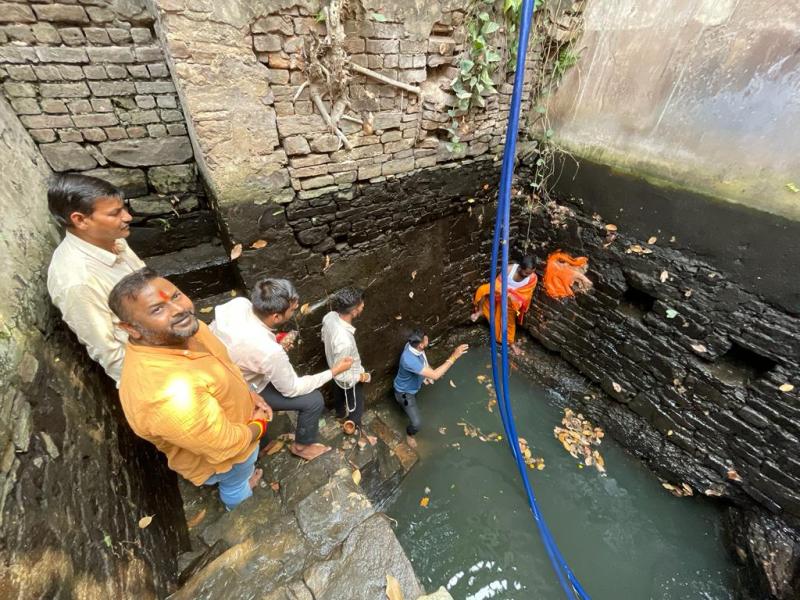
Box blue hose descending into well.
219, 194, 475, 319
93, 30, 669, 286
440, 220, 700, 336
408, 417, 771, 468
487, 1, 591, 598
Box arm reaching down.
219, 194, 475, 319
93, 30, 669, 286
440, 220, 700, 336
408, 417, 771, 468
420, 344, 469, 382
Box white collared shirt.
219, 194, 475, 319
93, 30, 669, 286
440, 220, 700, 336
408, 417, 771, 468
47, 231, 145, 382
321, 311, 364, 388
209, 297, 332, 397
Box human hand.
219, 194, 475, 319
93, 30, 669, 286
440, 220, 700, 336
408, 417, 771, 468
450, 343, 469, 361
252, 404, 273, 422
423, 378, 434, 385
332, 356, 354, 377
279, 330, 298, 351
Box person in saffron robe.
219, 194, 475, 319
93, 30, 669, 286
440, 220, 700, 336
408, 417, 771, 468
470, 256, 538, 356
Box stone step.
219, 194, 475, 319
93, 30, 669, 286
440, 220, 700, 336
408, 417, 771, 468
146, 241, 237, 299
173, 409, 422, 600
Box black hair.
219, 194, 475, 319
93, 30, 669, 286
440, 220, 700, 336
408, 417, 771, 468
47, 173, 123, 228
407, 329, 425, 348
331, 286, 364, 314
108, 267, 160, 323
251, 278, 299, 318
519, 255, 535, 271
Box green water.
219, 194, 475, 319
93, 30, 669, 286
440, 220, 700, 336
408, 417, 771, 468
387, 349, 736, 600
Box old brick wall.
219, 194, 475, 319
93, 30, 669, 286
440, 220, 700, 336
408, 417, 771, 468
0, 94, 185, 598
0, 0, 212, 259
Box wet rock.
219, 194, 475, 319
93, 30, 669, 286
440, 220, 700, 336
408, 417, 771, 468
147, 164, 197, 194
303, 514, 423, 600
100, 136, 192, 166
83, 167, 148, 197
39, 142, 97, 171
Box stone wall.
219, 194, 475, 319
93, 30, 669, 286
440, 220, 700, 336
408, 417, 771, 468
0, 94, 185, 598
0, 0, 209, 258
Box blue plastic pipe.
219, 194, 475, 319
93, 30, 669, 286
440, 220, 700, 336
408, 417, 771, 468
487, 1, 591, 598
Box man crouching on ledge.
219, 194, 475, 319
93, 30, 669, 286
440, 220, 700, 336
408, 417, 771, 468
109, 267, 272, 511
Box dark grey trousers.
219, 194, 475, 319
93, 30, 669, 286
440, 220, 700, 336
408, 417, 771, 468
394, 390, 421, 436
258, 384, 324, 445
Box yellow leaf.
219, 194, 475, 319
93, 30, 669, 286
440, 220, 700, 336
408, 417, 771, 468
138, 514, 154, 529
727, 469, 742, 482
659, 270, 669, 282
647, 236, 657, 244
299, 303, 310, 315
605, 223, 618, 232
186, 508, 206, 529
199, 306, 213, 313
449, 380, 456, 388
411, 270, 417, 280
667, 430, 674, 436
230, 290, 237, 297
386, 574, 404, 600
250, 239, 268, 249
779, 383, 794, 392
266, 440, 284, 455
438, 427, 446, 435
352, 469, 362, 485
419, 496, 429, 507
230, 243, 242, 260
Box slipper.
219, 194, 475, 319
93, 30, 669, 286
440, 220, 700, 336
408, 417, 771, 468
290, 443, 331, 461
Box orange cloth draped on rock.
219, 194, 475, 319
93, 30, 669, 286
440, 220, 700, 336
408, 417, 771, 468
542, 251, 592, 299
473, 266, 538, 345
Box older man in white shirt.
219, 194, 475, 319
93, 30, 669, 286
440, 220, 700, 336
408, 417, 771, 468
46, 173, 144, 383
211, 278, 354, 461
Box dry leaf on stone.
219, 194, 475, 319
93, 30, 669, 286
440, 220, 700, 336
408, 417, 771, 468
647, 236, 657, 244
186, 508, 207, 529
386, 574, 404, 600
659, 270, 669, 282
691, 343, 707, 354
230, 243, 242, 260
199, 306, 213, 313
419, 496, 430, 508
779, 383, 794, 392
352, 469, 362, 485
138, 515, 154, 529
250, 239, 268, 249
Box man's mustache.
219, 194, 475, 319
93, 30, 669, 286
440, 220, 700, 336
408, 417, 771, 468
170, 311, 195, 326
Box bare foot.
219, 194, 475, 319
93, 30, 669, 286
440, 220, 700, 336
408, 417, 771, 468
406, 434, 418, 449
248, 468, 263, 490
469, 311, 480, 322
290, 442, 331, 461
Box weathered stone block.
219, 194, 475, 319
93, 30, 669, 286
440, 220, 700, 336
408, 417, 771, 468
120, 110, 159, 125
301, 175, 335, 190
32, 4, 89, 23
84, 167, 148, 197
40, 142, 97, 171
107, 28, 132, 44
254, 34, 282, 52
382, 157, 415, 176
10, 98, 40, 115
105, 65, 128, 79
159, 109, 183, 122
373, 112, 402, 130
156, 95, 178, 108
283, 136, 310, 156
5, 65, 35, 82
81, 128, 107, 142
252, 16, 293, 35
276, 114, 326, 136
35, 47, 88, 64
0, 47, 36, 64
20, 114, 73, 129
84, 27, 111, 45
59, 27, 86, 46
86, 6, 114, 23
89, 80, 136, 96
147, 164, 196, 194
131, 28, 152, 44
166, 123, 186, 136
87, 46, 135, 64
104, 127, 127, 140
146, 124, 167, 137
135, 81, 175, 94
366, 39, 399, 54
83, 65, 108, 80
31, 22, 60, 44
3, 82, 35, 98
0, 3, 36, 23
90, 98, 113, 113
30, 129, 57, 143
135, 46, 163, 62
58, 129, 83, 143
147, 63, 169, 78
310, 134, 340, 153
100, 136, 193, 166
39, 82, 90, 99
72, 112, 118, 128
136, 95, 156, 109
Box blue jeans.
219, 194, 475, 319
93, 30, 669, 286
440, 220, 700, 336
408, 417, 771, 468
203, 447, 258, 510
394, 390, 421, 436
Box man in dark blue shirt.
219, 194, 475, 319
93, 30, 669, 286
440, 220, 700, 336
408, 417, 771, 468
393, 329, 468, 447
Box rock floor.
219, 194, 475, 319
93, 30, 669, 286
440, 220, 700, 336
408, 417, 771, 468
170, 405, 439, 600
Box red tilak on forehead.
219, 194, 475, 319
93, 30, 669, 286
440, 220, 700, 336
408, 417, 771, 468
158, 290, 170, 301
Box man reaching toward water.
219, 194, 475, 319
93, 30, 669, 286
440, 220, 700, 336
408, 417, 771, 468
211, 277, 354, 461
110, 268, 272, 511
393, 330, 469, 447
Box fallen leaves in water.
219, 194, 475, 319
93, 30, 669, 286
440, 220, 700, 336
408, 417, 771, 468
665, 308, 678, 319
408, 291, 414, 299
727, 469, 742, 482
553, 408, 606, 475
476, 375, 487, 384
199, 306, 213, 314
779, 383, 794, 392
691, 343, 708, 354
386, 574, 404, 600
299, 303, 310, 315
625, 244, 653, 255
186, 508, 207, 529
661, 481, 693, 497
518, 437, 545, 471
659, 270, 669, 282
605, 223, 618, 232
449, 380, 456, 388
250, 239, 268, 249
438, 427, 447, 435
352, 469, 362, 485
456, 420, 502, 443
611, 382, 622, 393
411, 270, 417, 280
704, 483, 725, 497
138, 515, 154, 529
647, 236, 658, 244
419, 496, 430, 508
230, 243, 242, 260
395, 315, 403, 320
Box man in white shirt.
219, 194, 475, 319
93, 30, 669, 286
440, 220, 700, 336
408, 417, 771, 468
46, 173, 145, 383
211, 278, 354, 461
321, 286, 376, 446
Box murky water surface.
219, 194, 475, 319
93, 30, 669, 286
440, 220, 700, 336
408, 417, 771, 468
387, 348, 736, 600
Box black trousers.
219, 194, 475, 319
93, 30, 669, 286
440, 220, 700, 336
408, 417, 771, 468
258, 384, 324, 445
332, 382, 364, 426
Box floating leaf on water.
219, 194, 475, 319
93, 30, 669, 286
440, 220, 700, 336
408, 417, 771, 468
199, 306, 213, 314
684, 289, 693, 298
647, 236, 657, 244
667, 430, 674, 436
604, 223, 618, 232
352, 469, 361, 485
408, 291, 414, 299
611, 381, 622, 393
411, 270, 417, 280
449, 380, 456, 388
419, 496, 430, 507
659, 270, 669, 282
230, 243, 242, 260
779, 383, 794, 392
727, 469, 742, 482
467, 198, 475, 203
385, 574, 403, 600
665, 308, 678, 319
186, 508, 207, 529
250, 239, 268, 249
438, 427, 447, 435
476, 375, 487, 383
299, 303, 310, 315
691, 343, 708, 354
138, 515, 154, 529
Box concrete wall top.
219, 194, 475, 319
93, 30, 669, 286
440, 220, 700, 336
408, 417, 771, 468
546, 0, 800, 221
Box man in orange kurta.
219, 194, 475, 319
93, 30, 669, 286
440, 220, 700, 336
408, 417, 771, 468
471, 256, 538, 355
110, 268, 273, 510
